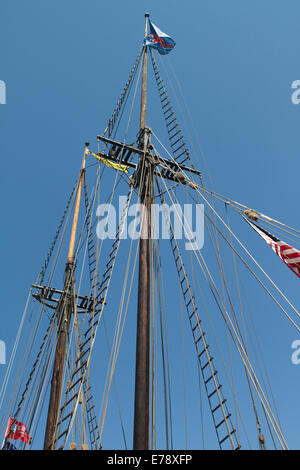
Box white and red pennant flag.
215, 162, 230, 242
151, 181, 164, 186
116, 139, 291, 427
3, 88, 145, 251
5, 418, 32, 444
244, 217, 300, 278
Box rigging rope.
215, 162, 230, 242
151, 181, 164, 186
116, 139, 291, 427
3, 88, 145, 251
155, 167, 288, 449
150, 134, 300, 332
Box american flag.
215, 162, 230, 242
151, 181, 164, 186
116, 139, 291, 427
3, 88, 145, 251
244, 217, 300, 278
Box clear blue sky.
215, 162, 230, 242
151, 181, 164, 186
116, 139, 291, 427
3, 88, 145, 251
1, 0, 300, 450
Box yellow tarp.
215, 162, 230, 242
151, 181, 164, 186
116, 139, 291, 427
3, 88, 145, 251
88, 151, 129, 173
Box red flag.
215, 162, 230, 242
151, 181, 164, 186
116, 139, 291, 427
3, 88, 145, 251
5, 418, 32, 444
244, 217, 300, 278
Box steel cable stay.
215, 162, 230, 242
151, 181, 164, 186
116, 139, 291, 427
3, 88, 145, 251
155, 170, 288, 449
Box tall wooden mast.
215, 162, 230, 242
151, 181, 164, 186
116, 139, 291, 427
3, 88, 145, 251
133, 12, 152, 450
43, 143, 89, 450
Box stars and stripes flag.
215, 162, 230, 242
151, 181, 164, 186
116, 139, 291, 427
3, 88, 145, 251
145, 20, 175, 55
244, 217, 300, 278
5, 418, 32, 444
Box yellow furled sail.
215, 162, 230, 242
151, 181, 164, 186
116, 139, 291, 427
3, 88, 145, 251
88, 151, 129, 173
